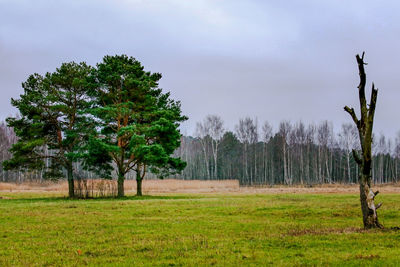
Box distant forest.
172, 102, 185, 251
1, 116, 400, 185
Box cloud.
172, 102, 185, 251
1, 0, 400, 138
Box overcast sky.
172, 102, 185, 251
1, 0, 400, 138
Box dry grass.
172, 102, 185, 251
134, 179, 240, 194
2, 179, 400, 194
0, 179, 240, 194
240, 183, 400, 194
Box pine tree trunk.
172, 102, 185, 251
136, 169, 143, 196
67, 164, 75, 198
117, 173, 125, 197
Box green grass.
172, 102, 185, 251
1, 192, 400, 266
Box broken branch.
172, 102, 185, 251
344, 106, 359, 126
368, 83, 378, 119
356, 53, 367, 122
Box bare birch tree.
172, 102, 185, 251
279, 121, 292, 184
195, 115, 225, 179
293, 121, 307, 184
195, 120, 211, 179
235, 118, 257, 184
262, 121, 273, 183
206, 115, 225, 178
339, 123, 359, 183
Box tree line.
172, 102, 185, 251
1, 116, 399, 187
175, 115, 400, 186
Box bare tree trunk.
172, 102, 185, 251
345, 52, 383, 229
306, 144, 310, 184
286, 145, 293, 184
283, 141, 288, 184
318, 146, 322, 183
325, 150, 330, 183
300, 146, 304, 184
254, 144, 257, 184
214, 143, 218, 179
359, 169, 382, 228
244, 143, 248, 181
201, 144, 210, 179
263, 142, 267, 183
0, 150, 4, 182
347, 152, 351, 183
210, 138, 218, 179
270, 152, 274, 185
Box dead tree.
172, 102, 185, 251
344, 52, 383, 229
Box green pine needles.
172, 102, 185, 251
3, 55, 187, 197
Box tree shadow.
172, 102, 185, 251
387, 226, 400, 231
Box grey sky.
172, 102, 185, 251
1, 0, 399, 138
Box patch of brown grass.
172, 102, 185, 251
353, 254, 380, 260
0, 181, 69, 192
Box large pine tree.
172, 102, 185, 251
4, 62, 96, 197
89, 55, 187, 197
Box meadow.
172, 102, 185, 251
1, 188, 400, 266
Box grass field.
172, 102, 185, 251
1, 191, 400, 266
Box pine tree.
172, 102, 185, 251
3, 62, 96, 197
88, 55, 187, 196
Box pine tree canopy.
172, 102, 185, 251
87, 55, 187, 181
4, 62, 95, 180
